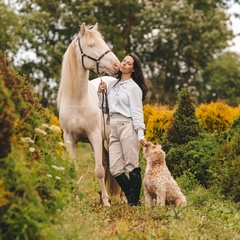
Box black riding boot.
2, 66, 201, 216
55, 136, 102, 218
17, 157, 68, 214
114, 172, 130, 202
129, 167, 142, 206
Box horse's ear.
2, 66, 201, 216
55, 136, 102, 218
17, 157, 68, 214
92, 23, 98, 31
80, 22, 86, 36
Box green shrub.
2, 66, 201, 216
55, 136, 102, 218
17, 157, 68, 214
176, 170, 200, 193
210, 116, 240, 202
0, 74, 16, 158
0, 54, 78, 239
165, 87, 201, 145
225, 115, 240, 141
166, 145, 185, 176
181, 135, 219, 187
166, 134, 219, 187
0, 146, 48, 239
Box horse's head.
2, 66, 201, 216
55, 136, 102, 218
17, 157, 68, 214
76, 22, 120, 76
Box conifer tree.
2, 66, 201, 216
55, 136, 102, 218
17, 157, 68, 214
166, 87, 200, 145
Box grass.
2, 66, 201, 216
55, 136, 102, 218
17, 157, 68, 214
49, 143, 240, 240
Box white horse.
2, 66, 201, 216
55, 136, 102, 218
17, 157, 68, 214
57, 23, 120, 206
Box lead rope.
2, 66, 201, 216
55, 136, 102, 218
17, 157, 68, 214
100, 78, 110, 148
102, 89, 110, 125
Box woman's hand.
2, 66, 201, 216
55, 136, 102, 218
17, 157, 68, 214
98, 81, 107, 93
139, 138, 147, 147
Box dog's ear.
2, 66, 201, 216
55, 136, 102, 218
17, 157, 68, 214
148, 147, 160, 165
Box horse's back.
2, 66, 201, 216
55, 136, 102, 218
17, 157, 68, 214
88, 76, 117, 103
89, 76, 117, 89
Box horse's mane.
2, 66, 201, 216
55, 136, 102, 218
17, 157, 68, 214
57, 25, 106, 109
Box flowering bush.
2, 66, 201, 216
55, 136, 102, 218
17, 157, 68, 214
144, 104, 175, 143
196, 102, 240, 135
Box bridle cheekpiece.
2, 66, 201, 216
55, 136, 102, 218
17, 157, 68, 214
77, 36, 111, 76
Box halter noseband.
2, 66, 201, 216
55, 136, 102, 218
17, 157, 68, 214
77, 37, 111, 75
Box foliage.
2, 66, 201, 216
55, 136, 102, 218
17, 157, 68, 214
47, 143, 240, 240
166, 133, 219, 186
0, 71, 16, 158
196, 101, 240, 136
226, 114, 240, 140
135, 0, 234, 105
142, 90, 239, 187
2, 0, 239, 110
165, 87, 201, 145
0, 54, 78, 240
1, 51, 240, 238
0, 2, 22, 55
143, 103, 158, 127
210, 116, 240, 202
144, 104, 175, 144
201, 52, 240, 105
143, 101, 239, 149
0, 180, 11, 208
181, 135, 219, 186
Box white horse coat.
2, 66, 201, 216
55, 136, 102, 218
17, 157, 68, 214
57, 23, 120, 206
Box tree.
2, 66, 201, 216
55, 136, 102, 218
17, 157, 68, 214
201, 51, 240, 105
0, 2, 22, 55
2, 0, 240, 110
93, 0, 143, 59
165, 87, 200, 145
9, 0, 98, 109
133, 0, 234, 105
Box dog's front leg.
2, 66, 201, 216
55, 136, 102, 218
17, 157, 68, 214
144, 189, 153, 207
156, 189, 166, 207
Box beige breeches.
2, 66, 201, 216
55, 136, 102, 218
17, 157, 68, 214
109, 114, 140, 177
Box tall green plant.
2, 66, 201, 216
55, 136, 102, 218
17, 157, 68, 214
210, 116, 240, 202
0, 54, 77, 239
165, 87, 200, 145
0, 75, 15, 158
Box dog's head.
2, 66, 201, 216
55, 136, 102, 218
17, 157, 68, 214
143, 142, 166, 166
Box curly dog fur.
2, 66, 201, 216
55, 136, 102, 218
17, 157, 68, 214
143, 142, 187, 207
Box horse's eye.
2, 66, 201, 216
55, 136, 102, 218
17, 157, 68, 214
89, 43, 95, 48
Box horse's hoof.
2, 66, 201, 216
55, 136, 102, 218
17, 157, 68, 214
101, 198, 111, 207
98, 191, 111, 206
102, 200, 111, 207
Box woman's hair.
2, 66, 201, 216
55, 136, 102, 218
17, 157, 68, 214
117, 53, 148, 101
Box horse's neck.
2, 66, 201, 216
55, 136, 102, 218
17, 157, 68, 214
74, 69, 89, 99
65, 68, 90, 105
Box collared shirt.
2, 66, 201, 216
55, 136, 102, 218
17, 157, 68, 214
98, 78, 145, 140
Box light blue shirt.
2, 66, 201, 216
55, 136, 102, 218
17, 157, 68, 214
98, 78, 145, 140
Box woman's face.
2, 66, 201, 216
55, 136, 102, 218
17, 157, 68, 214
120, 56, 134, 74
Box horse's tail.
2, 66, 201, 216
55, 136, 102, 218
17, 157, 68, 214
102, 141, 121, 197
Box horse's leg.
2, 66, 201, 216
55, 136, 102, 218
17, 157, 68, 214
63, 132, 77, 166
89, 134, 110, 207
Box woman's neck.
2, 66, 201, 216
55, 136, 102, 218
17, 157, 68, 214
120, 73, 131, 81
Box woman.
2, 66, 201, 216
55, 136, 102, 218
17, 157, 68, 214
98, 53, 148, 206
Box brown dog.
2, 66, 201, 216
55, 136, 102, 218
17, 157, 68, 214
143, 142, 187, 207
